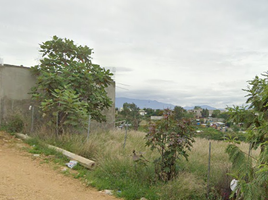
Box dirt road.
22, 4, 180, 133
0, 131, 119, 200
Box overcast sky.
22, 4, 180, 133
1, 0, 268, 109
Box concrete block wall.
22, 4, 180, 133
0, 64, 35, 125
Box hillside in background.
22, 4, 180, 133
116, 97, 218, 110
116, 97, 175, 109
183, 105, 219, 110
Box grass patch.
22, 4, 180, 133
18, 128, 260, 200
24, 137, 69, 165
159, 172, 206, 200
87, 155, 159, 200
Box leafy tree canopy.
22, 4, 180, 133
201, 108, 209, 118
211, 109, 221, 118
173, 106, 187, 120
119, 103, 140, 130
31, 36, 113, 132
218, 111, 229, 120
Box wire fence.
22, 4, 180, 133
0, 98, 115, 137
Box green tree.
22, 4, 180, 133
143, 108, 155, 118
120, 103, 140, 130
201, 108, 209, 118
173, 106, 187, 120
194, 106, 201, 110
155, 109, 164, 116
183, 111, 194, 119
31, 36, 113, 133
211, 109, 221, 118
218, 111, 229, 121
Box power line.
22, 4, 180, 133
116, 86, 129, 90
117, 82, 130, 86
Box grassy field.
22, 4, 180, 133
25, 129, 259, 200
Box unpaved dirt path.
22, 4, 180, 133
0, 131, 119, 200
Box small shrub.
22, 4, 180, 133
145, 109, 195, 181
6, 115, 24, 133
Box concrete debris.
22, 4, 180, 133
101, 190, 113, 195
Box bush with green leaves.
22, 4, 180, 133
226, 71, 268, 199
5, 115, 24, 133
145, 109, 195, 181
31, 36, 113, 133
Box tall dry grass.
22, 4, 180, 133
30, 128, 258, 199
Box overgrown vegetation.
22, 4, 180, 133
20, 129, 210, 200
18, 128, 261, 200
2, 112, 261, 200
0, 114, 24, 133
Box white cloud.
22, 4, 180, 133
1, 0, 268, 108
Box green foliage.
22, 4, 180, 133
225, 143, 268, 199
31, 36, 113, 133
173, 106, 187, 120
218, 111, 230, 120
196, 127, 225, 140
25, 137, 67, 160
87, 157, 159, 200
143, 108, 155, 118
154, 109, 164, 116
196, 127, 247, 141
211, 109, 221, 118
225, 71, 268, 199
226, 75, 268, 150
119, 103, 140, 130
201, 108, 209, 118
145, 109, 195, 181
40, 86, 88, 132
5, 115, 24, 133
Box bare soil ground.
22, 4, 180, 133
0, 131, 119, 200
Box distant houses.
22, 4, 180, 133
187, 108, 203, 118
151, 116, 164, 120
139, 109, 147, 116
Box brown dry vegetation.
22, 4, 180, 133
20, 128, 260, 199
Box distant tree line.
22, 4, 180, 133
116, 103, 230, 131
